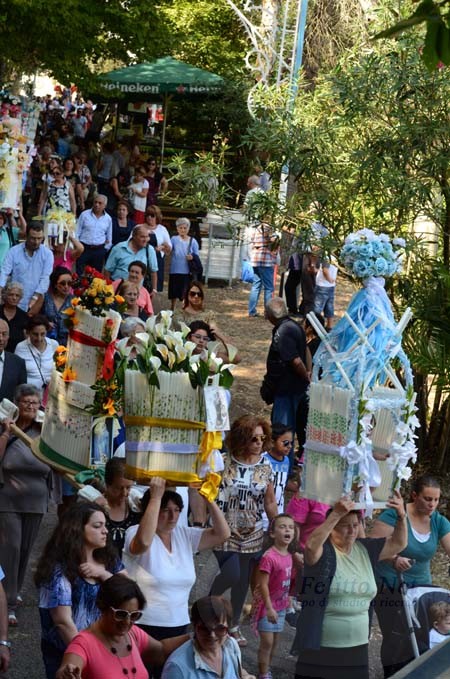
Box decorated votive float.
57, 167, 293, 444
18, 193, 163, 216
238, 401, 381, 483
117, 311, 234, 499
302, 229, 418, 511
38, 268, 123, 473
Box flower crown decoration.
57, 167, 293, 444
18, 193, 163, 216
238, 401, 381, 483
116, 310, 236, 390
64, 266, 126, 322
340, 229, 405, 280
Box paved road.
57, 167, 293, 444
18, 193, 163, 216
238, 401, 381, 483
5, 507, 384, 678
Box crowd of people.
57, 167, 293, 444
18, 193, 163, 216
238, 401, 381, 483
0, 102, 448, 679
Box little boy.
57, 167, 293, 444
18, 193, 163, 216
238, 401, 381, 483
429, 601, 450, 649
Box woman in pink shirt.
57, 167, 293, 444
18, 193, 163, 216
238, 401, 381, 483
56, 574, 187, 679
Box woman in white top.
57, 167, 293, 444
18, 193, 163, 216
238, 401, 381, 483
129, 166, 149, 225
122, 477, 229, 677
144, 206, 172, 292
15, 315, 58, 400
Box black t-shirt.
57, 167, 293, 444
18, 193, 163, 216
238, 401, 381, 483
266, 317, 308, 395
106, 509, 141, 557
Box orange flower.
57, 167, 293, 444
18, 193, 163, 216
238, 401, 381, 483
55, 346, 67, 354
72, 297, 80, 306
61, 366, 77, 382
55, 355, 67, 368
64, 308, 76, 317
115, 295, 125, 304
103, 398, 116, 416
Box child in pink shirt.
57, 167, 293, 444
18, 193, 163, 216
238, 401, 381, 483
253, 514, 297, 679
286, 493, 329, 551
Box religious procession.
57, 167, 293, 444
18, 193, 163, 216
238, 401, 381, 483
0, 1, 449, 678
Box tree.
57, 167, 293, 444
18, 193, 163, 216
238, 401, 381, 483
0, 0, 167, 87
242, 24, 450, 465
375, 0, 450, 69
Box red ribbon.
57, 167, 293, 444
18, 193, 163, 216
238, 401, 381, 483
69, 330, 117, 381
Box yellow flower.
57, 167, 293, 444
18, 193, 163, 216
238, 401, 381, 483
103, 398, 116, 416
88, 287, 97, 297
71, 298, 80, 307
105, 284, 114, 295
105, 296, 114, 304
94, 297, 102, 305
62, 366, 77, 382
115, 295, 125, 304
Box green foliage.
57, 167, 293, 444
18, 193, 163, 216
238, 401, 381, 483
160, 0, 248, 78
0, 0, 168, 86
374, 0, 450, 69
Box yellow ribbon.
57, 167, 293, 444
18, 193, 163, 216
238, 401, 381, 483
199, 472, 222, 502
124, 415, 206, 431
198, 431, 223, 464
125, 464, 202, 485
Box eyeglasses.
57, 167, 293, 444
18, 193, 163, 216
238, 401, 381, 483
20, 400, 40, 407
197, 622, 229, 636
110, 607, 143, 623
189, 291, 202, 297
251, 435, 266, 443
191, 334, 209, 342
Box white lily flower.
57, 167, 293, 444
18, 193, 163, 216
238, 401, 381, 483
178, 322, 191, 338
396, 465, 412, 481
220, 363, 236, 372
184, 341, 197, 356
164, 334, 175, 350
159, 310, 173, 327
167, 351, 176, 369
146, 316, 156, 334
154, 322, 166, 340
149, 356, 161, 372
135, 332, 150, 346
190, 361, 199, 373
116, 337, 133, 356
156, 343, 169, 361
189, 353, 201, 364
175, 345, 188, 362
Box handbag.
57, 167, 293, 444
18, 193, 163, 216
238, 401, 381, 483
188, 236, 203, 280
240, 260, 254, 283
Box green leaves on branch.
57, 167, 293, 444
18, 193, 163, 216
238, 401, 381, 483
374, 0, 450, 69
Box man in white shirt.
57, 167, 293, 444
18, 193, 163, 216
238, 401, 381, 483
0, 223, 53, 314
75, 195, 112, 274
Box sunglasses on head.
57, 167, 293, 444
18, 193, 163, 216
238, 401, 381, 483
110, 606, 143, 623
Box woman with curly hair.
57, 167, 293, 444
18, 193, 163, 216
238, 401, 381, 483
209, 415, 278, 648
35, 502, 126, 679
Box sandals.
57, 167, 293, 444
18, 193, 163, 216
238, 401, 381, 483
229, 626, 247, 647
8, 612, 17, 627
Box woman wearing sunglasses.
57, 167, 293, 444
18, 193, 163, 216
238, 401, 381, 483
161, 596, 255, 679
38, 163, 77, 217
35, 503, 126, 679
56, 575, 188, 679
210, 415, 278, 648
42, 267, 74, 346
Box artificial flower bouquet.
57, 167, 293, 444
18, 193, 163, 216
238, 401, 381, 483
118, 311, 234, 495
340, 228, 405, 279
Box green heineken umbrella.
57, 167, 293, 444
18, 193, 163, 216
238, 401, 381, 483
99, 57, 223, 96
99, 58, 224, 164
